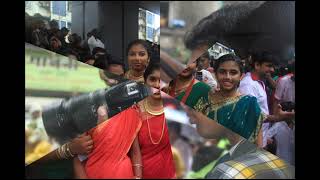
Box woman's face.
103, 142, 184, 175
146, 69, 161, 99
179, 62, 197, 78
127, 44, 150, 72
216, 60, 242, 92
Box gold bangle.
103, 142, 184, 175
66, 143, 74, 157
62, 144, 68, 159
56, 148, 61, 159
64, 144, 70, 159
58, 146, 63, 159
61, 144, 65, 159
132, 164, 143, 167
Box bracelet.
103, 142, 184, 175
134, 176, 142, 179
132, 164, 143, 167
61, 144, 67, 159
57, 145, 63, 159
66, 143, 75, 157
61, 144, 69, 159
56, 148, 61, 159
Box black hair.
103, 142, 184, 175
91, 47, 107, 56
107, 56, 125, 71
143, 62, 160, 81
90, 28, 98, 36
92, 47, 106, 56
126, 39, 152, 58
287, 61, 295, 74
214, 54, 244, 73
87, 31, 92, 37
200, 51, 210, 59
83, 54, 95, 63
61, 27, 69, 33
93, 55, 108, 70
278, 66, 288, 77
251, 51, 279, 68
64, 49, 80, 60
73, 33, 82, 44
49, 20, 59, 29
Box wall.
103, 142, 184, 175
71, 1, 159, 65
71, 1, 99, 39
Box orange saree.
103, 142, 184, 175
84, 106, 142, 178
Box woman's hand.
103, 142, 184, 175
69, 133, 93, 155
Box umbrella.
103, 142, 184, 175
184, 1, 295, 60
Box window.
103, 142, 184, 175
67, 1, 72, 12
52, 1, 67, 16
60, 21, 67, 29
138, 8, 160, 43
146, 26, 154, 41
146, 11, 154, 26
67, 22, 72, 30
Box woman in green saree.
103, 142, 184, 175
194, 54, 264, 146
167, 61, 211, 110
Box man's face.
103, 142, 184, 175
104, 64, 125, 86
107, 64, 124, 77
255, 62, 275, 79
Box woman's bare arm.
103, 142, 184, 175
73, 157, 88, 179
129, 136, 143, 179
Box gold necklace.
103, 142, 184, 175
211, 91, 241, 107
145, 113, 165, 145
143, 100, 164, 116
128, 70, 143, 80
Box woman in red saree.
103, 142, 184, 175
136, 62, 176, 178
73, 62, 176, 178
73, 105, 143, 178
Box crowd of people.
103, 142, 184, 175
26, 38, 167, 179
25, 13, 160, 73
161, 47, 295, 178
25, 38, 295, 179
25, 12, 295, 179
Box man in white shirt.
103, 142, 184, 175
87, 29, 105, 54
268, 61, 295, 165
266, 120, 294, 165
239, 51, 295, 148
